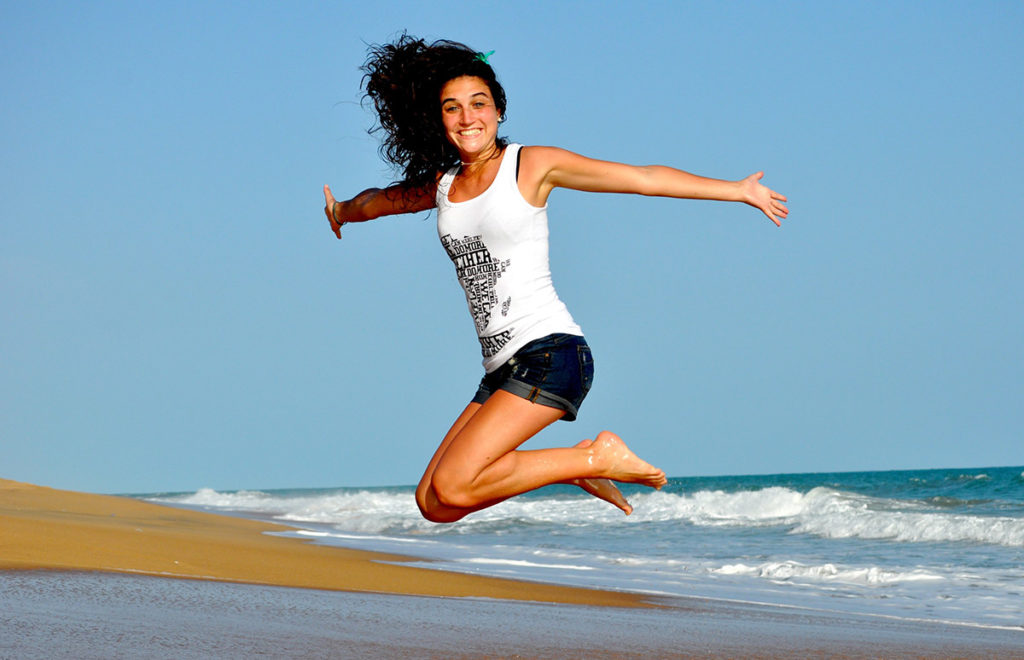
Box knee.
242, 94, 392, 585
415, 483, 465, 524
417, 499, 453, 524
430, 467, 477, 510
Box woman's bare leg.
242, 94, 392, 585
417, 409, 634, 521
415, 396, 569, 522
415, 402, 489, 522
421, 391, 665, 516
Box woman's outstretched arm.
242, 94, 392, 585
519, 146, 789, 226
323, 184, 435, 239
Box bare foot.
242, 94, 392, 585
566, 440, 633, 515
590, 431, 667, 489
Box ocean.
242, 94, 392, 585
145, 466, 1024, 631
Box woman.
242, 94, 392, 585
323, 36, 788, 523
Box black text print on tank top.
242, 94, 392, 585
440, 233, 513, 357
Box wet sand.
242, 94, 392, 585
3, 479, 1022, 658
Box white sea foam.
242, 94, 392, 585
627, 487, 1024, 547
157, 488, 429, 533
168, 487, 279, 510
711, 561, 944, 586
155, 484, 1024, 547
794, 499, 1024, 546
632, 486, 806, 525
459, 558, 594, 571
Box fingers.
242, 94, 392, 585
763, 198, 788, 227
758, 190, 788, 227
749, 175, 788, 227
324, 184, 342, 240
766, 202, 789, 227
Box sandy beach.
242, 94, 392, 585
0, 478, 641, 607
3, 478, 1022, 658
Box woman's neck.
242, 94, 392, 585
459, 142, 503, 172
445, 144, 506, 203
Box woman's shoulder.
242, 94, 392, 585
517, 145, 581, 176
518, 144, 576, 162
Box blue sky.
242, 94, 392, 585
2, 1, 1021, 494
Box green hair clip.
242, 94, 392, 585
475, 50, 495, 64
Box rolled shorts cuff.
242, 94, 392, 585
499, 378, 580, 422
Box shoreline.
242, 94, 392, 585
4, 478, 1023, 657
0, 478, 645, 607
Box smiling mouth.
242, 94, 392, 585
459, 128, 483, 136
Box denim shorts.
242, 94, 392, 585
471, 333, 594, 422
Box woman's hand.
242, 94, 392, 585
739, 172, 788, 227
321, 184, 436, 239
323, 184, 344, 239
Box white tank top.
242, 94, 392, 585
436, 144, 582, 372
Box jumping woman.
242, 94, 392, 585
323, 36, 788, 523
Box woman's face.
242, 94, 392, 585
440, 76, 501, 160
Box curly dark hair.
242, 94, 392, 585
361, 34, 509, 191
